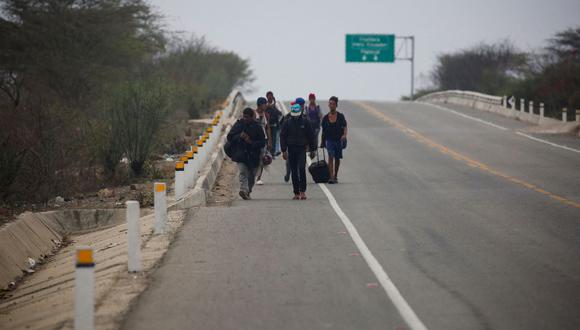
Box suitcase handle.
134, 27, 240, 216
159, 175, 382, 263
316, 147, 326, 162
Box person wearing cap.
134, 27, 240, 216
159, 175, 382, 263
320, 96, 348, 184
255, 97, 272, 186
282, 97, 307, 182
227, 107, 266, 200
305, 93, 323, 145
280, 98, 317, 200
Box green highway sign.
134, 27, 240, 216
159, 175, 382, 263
345, 34, 395, 63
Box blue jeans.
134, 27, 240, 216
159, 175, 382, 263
270, 126, 281, 155
325, 140, 343, 159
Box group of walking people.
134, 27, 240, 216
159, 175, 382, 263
226, 91, 348, 200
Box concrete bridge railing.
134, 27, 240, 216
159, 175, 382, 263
417, 90, 565, 126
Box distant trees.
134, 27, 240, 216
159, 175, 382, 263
0, 0, 252, 202
158, 37, 253, 119
420, 26, 580, 118
431, 41, 526, 95
513, 27, 580, 117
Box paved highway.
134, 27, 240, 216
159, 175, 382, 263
124, 101, 580, 330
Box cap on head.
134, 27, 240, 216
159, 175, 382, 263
308, 93, 316, 100
257, 97, 268, 106
290, 104, 302, 116
294, 97, 306, 105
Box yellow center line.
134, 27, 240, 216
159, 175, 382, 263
354, 101, 580, 210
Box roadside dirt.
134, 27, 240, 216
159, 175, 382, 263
207, 158, 239, 206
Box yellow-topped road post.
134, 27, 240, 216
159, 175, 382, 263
154, 183, 167, 234
75, 246, 95, 330
174, 161, 185, 199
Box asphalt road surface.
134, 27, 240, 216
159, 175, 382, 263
124, 101, 580, 330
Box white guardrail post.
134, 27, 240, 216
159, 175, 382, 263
562, 108, 568, 122
170, 89, 240, 202
186, 151, 194, 188
154, 182, 166, 234
126, 200, 141, 272
189, 146, 198, 187
174, 161, 185, 199
75, 246, 95, 330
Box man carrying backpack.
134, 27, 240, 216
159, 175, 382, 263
280, 98, 317, 200
227, 107, 266, 200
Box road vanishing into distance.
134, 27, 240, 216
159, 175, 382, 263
124, 100, 580, 330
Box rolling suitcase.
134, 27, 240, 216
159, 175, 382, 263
308, 148, 330, 183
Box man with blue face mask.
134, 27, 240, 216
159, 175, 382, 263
280, 98, 317, 200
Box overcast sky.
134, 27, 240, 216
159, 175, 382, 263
149, 0, 580, 101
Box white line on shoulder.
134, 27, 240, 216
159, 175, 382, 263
516, 132, 580, 154
417, 101, 580, 155
418, 101, 507, 131
317, 180, 427, 330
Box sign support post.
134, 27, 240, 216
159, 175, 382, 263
346, 34, 415, 99
395, 36, 415, 100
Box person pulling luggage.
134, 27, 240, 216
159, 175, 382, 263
227, 107, 266, 200
280, 98, 317, 200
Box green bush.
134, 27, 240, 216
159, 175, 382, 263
106, 76, 176, 176
0, 1, 253, 203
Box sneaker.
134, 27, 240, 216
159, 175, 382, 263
328, 179, 335, 184
300, 192, 307, 200
284, 174, 290, 182
256, 180, 264, 185
239, 191, 250, 200
292, 194, 300, 200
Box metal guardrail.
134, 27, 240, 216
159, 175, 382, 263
417, 90, 503, 106
416, 89, 580, 125
173, 89, 244, 200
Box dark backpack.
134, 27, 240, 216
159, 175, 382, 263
266, 107, 282, 127
225, 120, 249, 163
224, 139, 235, 158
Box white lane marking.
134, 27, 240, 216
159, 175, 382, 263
418, 101, 580, 155
317, 179, 428, 330
516, 132, 580, 154
418, 101, 508, 131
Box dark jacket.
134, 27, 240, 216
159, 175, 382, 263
227, 119, 266, 168
280, 115, 317, 153
321, 111, 347, 145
